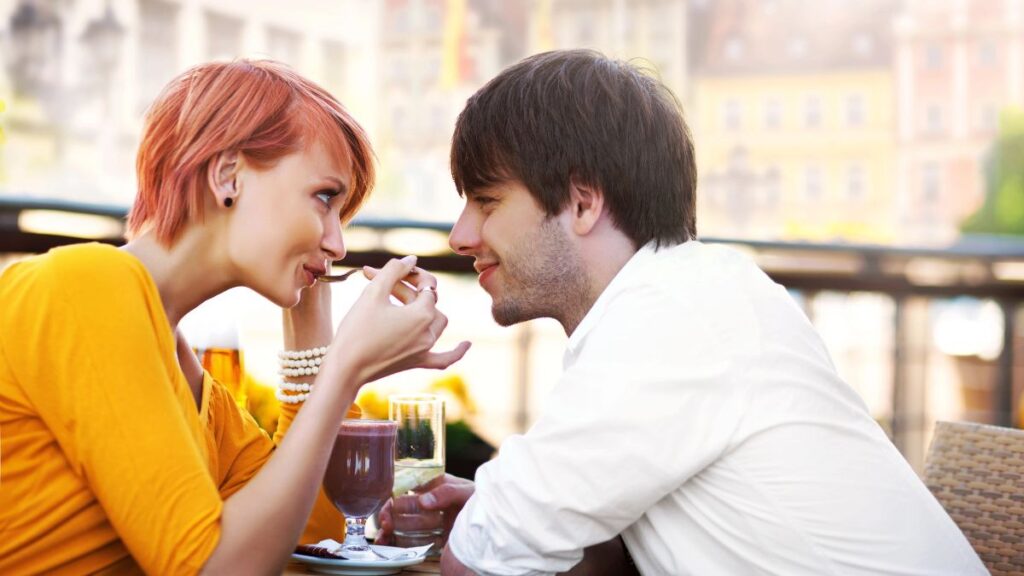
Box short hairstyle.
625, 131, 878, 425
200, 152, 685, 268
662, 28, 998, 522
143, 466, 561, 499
128, 59, 375, 245
451, 49, 696, 247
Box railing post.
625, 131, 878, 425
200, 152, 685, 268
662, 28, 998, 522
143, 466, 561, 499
892, 294, 906, 451
996, 300, 1016, 428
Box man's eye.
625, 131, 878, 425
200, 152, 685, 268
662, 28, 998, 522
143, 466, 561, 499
475, 196, 494, 206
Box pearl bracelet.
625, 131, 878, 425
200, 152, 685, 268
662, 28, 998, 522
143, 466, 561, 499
279, 381, 313, 392
277, 346, 328, 360
279, 356, 323, 368
279, 365, 320, 377
276, 387, 312, 404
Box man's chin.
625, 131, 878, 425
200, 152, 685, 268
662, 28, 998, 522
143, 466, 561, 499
492, 301, 540, 327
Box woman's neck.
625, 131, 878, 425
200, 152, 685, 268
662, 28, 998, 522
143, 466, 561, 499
122, 228, 236, 329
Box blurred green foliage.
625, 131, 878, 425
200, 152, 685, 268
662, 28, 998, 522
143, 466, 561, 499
962, 109, 1024, 236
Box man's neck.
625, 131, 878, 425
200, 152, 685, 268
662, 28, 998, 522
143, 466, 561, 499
560, 231, 638, 336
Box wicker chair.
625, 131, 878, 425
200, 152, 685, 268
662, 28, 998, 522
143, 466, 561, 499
923, 420, 1024, 575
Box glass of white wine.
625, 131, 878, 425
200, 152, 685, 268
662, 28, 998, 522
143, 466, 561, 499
388, 394, 445, 552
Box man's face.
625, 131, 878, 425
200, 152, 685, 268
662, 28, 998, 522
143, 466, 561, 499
449, 180, 588, 326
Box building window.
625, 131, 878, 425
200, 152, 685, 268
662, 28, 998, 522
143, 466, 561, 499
922, 163, 941, 203
206, 11, 242, 61
804, 165, 823, 200
925, 43, 943, 69
980, 104, 998, 132
852, 33, 874, 57
764, 98, 781, 129
978, 40, 997, 67
764, 166, 781, 204
138, 0, 179, 113
267, 26, 301, 66
788, 36, 808, 59
845, 94, 865, 127
804, 95, 822, 128
846, 164, 866, 200
725, 36, 745, 61
322, 40, 346, 96
723, 99, 741, 131
925, 104, 943, 134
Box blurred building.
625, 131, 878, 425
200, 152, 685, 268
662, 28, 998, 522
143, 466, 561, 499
534, 0, 688, 102
0, 0, 376, 205
894, 0, 1024, 245
371, 0, 530, 222
691, 0, 898, 242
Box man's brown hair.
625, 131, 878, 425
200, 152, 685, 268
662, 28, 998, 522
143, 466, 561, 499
451, 49, 697, 247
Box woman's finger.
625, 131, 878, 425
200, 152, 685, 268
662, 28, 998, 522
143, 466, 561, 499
420, 341, 472, 370
406, 266, 438, 292
363, 256, 417, 301
363, 264, 423, 304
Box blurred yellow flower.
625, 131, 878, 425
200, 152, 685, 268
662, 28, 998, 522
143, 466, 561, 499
355, 386, 391, 420
245, 373, 280, 436
352, 372, 477, 422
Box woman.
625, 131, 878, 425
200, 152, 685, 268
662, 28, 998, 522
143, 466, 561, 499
0, 59, 469, 575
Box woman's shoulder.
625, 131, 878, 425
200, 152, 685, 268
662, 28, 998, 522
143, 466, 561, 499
2, 243, 147, 289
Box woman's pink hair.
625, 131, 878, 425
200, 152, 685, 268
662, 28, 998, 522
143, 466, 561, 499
127, 59, 375, 244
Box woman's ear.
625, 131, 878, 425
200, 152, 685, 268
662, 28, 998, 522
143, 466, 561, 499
207, 150, 241, 208
568, 177, 605, 236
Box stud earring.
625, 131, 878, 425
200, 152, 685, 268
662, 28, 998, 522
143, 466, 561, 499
224, 197, 234, 208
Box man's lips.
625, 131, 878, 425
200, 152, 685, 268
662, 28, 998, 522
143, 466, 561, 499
476, 263, 497, 286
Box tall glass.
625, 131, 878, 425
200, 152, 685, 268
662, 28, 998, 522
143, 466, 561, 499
389, 394, 445, 551
323, 419, 397, 559
199, 345, 245, 408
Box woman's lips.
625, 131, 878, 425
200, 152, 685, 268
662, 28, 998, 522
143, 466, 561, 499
301, 266, 319, 287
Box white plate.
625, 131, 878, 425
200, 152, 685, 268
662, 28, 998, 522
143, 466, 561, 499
290, 551, 426, 576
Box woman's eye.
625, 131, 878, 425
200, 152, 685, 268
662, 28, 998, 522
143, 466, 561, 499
316, 190, 338, 205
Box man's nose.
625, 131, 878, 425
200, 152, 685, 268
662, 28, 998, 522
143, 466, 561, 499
449, 207, 480, 256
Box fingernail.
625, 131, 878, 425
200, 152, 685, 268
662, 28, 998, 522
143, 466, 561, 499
401, 255, 417, 265
419, 493, 436, 507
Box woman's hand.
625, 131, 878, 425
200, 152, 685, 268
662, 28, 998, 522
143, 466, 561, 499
330, 255, 470, 386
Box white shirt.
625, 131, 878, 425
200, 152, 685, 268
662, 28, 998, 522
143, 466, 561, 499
448, 242, 986, 576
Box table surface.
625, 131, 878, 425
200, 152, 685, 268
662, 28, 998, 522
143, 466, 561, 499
283, 558, 441, 574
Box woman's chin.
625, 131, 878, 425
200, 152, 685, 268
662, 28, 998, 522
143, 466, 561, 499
251, 285, 302, 308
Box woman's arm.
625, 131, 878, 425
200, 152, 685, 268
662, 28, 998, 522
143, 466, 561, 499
200, 258, 470, 575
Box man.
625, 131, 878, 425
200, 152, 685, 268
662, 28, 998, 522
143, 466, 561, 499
381, 50, 986, 575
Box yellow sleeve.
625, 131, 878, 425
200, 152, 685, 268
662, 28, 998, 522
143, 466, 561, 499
0, 247, 221, 575
215, 374, 361, 544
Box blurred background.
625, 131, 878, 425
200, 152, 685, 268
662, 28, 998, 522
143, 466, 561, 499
1, 0, 1022, 474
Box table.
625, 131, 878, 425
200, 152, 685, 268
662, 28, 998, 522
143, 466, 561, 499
283, 558, 441, 574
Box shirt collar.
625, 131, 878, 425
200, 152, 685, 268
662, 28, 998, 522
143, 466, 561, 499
565, 240, 664, 356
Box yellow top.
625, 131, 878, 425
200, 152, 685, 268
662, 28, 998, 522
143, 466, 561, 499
0, 243, 353, 575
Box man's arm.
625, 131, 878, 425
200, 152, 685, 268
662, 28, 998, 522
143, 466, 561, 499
441, 536, 639, 576
559, 537, 639, 576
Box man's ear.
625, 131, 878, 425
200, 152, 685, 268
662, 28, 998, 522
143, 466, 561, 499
207, 150, 241, 207
568, 177, 605, 236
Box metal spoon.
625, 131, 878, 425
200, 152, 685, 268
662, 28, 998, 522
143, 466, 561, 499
318, 267, 421, 283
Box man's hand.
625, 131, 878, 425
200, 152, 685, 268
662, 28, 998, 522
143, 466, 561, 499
377, 474, 474, 544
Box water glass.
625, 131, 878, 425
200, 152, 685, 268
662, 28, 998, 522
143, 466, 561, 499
389, 394, 445, 551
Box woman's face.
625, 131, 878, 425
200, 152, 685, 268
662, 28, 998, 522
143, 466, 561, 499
227, 140, 350, 307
